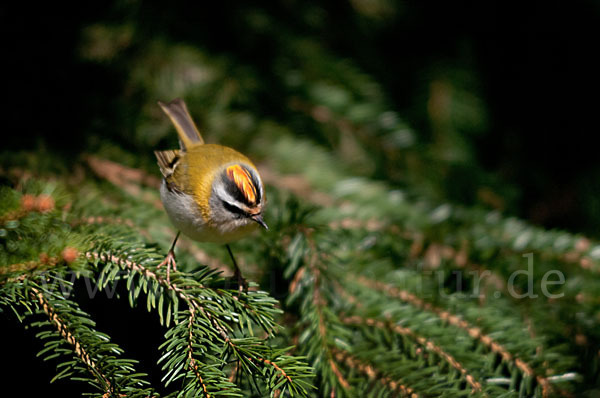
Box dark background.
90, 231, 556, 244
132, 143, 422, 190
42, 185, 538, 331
2, 1, 599, 234
1, 0, 599, 394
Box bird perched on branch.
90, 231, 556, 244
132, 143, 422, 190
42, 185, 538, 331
154, 98, 268, 288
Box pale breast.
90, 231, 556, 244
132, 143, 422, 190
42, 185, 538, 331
160, 180, 257, 244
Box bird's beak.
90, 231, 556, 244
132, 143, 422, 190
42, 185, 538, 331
251, 214, 269, 230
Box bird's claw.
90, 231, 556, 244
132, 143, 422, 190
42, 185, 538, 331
157, 249, 177, 284
233, 268, 248, 294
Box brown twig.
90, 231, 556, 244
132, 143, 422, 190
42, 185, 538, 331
187, 306, 211, 397
85, 155, 163, 209
304, 231, 350, 390
228, 361, 239, 384
256, 357, 292, 384
1, 248, 79, 277
85, 155, 161, 189
288, 266, 306, 295
0, 259, 51, 276
332, 348, 419, 398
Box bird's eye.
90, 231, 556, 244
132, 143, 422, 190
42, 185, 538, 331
221, 200, 247, 218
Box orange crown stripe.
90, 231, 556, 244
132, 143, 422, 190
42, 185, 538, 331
227, 165, 257, 204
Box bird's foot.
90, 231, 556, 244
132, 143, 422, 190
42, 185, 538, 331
233, 268, 248, 295
157, 249, 177, 284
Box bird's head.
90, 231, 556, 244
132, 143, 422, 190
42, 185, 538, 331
209, 163, 267, 232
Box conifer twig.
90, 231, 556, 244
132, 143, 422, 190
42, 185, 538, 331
341, 315, 484, 394
30, 287, 115, 396
1, 248, 79, 277
354, 275, 554, 397
86, 250, 303, 395
332, 348, 419, 398
187, 306, 210, 397
0, 194, 55, 224
305, 231, 350, 391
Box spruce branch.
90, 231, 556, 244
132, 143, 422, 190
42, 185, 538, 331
8, 272, 156, 397
340, 315, 484, 394
286, 229, 351, 396
30, 286, 114, 395
0, 179, 313, 396
85, 246, 312, 396
73, 158, 315, 395
352, 274, 556, 397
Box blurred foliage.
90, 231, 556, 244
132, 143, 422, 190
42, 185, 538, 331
4, 0, 600, 234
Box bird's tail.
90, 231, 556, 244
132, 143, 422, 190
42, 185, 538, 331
158, 98, 204, 149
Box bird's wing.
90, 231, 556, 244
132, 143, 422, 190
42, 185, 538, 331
154, 149, 191, 194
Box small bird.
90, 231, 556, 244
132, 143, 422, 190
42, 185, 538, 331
154, 98, 267, 287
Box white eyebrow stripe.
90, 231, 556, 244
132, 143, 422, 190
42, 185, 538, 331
246, 166, 264, 201
214, 182, 248, 210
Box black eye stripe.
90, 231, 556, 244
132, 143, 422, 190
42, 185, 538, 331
221, 200, 247, 219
